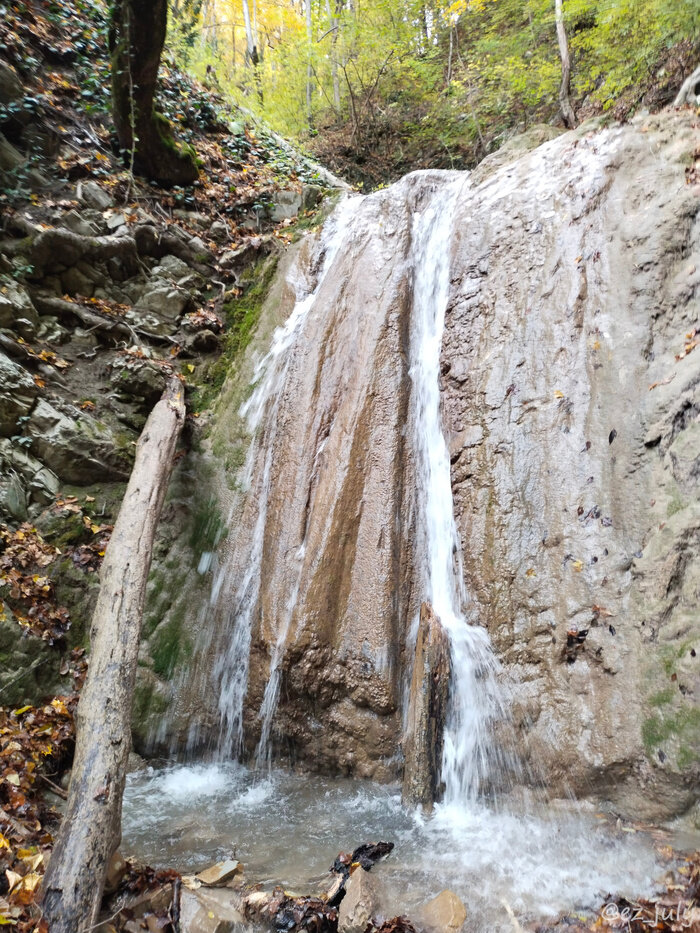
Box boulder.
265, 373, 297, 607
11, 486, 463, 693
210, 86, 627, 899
110, 357, 169, 410
24, 399, 131, 484
269, 189, 303, 222
209, 220, 230, 243
301, 184, 324, 211
0, 438, 59, 506
415, 890, 467, 933
0, 277, 40, 337
128, 281, 194, 335
338, 868, 381, 933
150, 255, 193, 282
0, 471, 27, 521
0, 352, 37, 436
77, 179, 113, 210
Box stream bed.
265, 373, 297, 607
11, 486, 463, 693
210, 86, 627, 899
122, 762, 665, 931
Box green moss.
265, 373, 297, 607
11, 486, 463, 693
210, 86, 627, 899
132, 680, 168, 723
193, 255, 278, 411
648, 687, 675, 708
151, 616, 185, 678
642, 707, 700, 757
189, 495, 226, 557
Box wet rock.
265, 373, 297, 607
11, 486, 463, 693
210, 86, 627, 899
338, 868, 381, 933
0, 277, 40, 337
196, 859, 242, 886
24, 399, 131, 483
180, 887, 243, 933
415, 890, 467, 933
0, 351, 37, 436
402, 602, 451, 809
77, 179, 113, 210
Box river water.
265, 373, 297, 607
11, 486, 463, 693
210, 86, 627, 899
122, 762, 662, 931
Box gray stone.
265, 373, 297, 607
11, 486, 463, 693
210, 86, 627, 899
301, 184, 324, 211
60, 210, 99, 237
338, 868, 381, 933
0, 439, 59, 505
0, 471, 27, 521
209, 220, 230, 243
0, 352, 36, 436
110, 356, 168, 409
24, 399, 131, 484
269, 188, 303, 222
180, 887, 242, 933
77, 179, 113, 210
173, 209, 209, 229
0, 277, 39, 335
128, 282, 193, 334
151, 255, 192, 281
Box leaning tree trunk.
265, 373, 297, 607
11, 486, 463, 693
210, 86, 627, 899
554, 0, 576, 129
41, 377, 186, 933
109, 0, 199, 186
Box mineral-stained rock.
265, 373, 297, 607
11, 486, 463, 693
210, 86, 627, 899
415, 890, 467, 933
402, 602, 451, 809
196, 859, 242, 886
338, 867, 382, 933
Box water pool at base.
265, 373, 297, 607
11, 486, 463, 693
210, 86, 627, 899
122, 763, 664, 931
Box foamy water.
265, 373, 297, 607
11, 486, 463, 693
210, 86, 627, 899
122, 763, 662, 931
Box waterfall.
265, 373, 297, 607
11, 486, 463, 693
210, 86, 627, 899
212, 196, 362, 760
208, 173, 510, 793
408, 175, 506, 803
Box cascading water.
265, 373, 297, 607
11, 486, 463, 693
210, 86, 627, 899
407, 175, 508, 802
212, 196, 362, 761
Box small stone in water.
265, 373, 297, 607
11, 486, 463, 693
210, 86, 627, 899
196, 858, 242, 886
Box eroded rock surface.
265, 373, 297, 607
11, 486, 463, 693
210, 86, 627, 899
164, 109, 699, 818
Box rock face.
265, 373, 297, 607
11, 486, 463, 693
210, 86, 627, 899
167, 109, 699, 818
402, 602, 451, 808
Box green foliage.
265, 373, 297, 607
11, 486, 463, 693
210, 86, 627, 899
169, 0, 699, 187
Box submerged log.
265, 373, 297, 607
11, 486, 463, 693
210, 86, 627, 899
401, 602, 451, 810
40, 376, 186, 933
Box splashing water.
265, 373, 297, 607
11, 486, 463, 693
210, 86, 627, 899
408, 174, 508, 802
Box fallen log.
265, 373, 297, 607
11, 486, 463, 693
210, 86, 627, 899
40, 375, 186, 933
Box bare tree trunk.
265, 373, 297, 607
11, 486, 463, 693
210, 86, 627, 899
241, 0, 262, 100
554, 0, 576, 128
306, 0, 314, 130
109, 0, 199, 185
40, 377, 186, 933
325, 0, 342, 113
